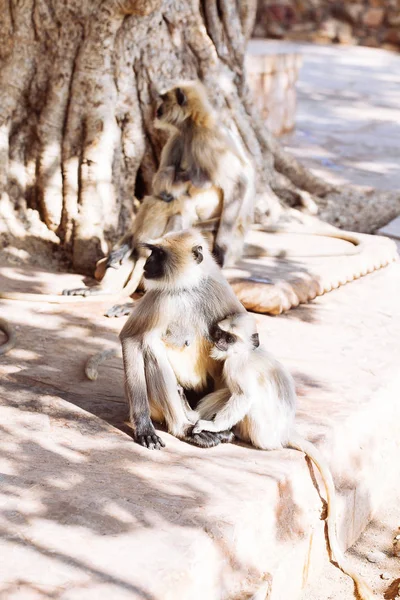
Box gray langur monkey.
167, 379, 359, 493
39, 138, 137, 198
153, 81, 255, 268
193, 313, 374, 600
119, 229, 246, 450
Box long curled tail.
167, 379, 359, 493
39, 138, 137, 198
289, 432, 375, 600
0, 317, 16, 356
85, 347, 122, 381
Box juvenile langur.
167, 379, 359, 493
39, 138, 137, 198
0, 318, 16, 356
119, 229, 246, 449
153, 82, 255, 267
193, 313, 374, 600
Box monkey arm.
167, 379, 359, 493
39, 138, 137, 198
153, 135, 187, 201
193, 392, 252, 433
119, 295, 166, 448
121, 336, 164, 449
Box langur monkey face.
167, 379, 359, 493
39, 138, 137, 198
142, 230, 209, 290
210, 313, 260, 359
155, 87, 188, 130
155, 82, 212, 131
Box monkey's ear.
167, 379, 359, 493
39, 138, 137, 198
251, 333, 260, 348
176, 88, 187, 106
192, 245, 203, 264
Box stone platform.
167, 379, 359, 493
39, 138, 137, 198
1, 262, 400, 599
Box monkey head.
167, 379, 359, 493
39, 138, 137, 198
154, 82, 214, 131
141, 229, 214, 291
210, 313, 260, 360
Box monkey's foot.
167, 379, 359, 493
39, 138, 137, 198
181, 427, 233, 448
135, 426, 165, 450
106, 244, 132, 269
104, 303, 134, 318
216, 430, 235, 444
62, 287, 104, 297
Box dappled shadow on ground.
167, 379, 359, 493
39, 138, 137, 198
2, 260, 391, 597
280, 42, 400, 190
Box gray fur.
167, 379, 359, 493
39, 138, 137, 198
120, 230, 244, 449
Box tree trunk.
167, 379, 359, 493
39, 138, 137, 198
1, 0, 399, 273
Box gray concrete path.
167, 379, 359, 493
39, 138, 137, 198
249, 40, 400, 191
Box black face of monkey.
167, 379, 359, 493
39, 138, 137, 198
155, 88, 188, 128
210, 326, 236, 352
143, 241, 203, 281
143, 245, 167, 280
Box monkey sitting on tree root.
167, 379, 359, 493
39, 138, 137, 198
63, 81, 254, 310
63, 183, 223, 318
153, 81, 255, 268
193, 313, 375, 600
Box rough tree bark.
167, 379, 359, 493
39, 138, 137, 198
0, 0, 399, 273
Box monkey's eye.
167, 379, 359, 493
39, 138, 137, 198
226, 334, 236, 344
210, 325, 221, 340
192, 245, 203, 264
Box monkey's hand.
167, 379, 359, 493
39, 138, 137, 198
104, 303, 134, 318
183, 427, 234, 447
135, 423, 165, 450
153, 167, 177, 202
192, 419, 215, 434
106, 244, 132, 269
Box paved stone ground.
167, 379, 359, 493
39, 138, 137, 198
257, 40, 400, 600
249, 41, 400, 192
1, 259, 400, 600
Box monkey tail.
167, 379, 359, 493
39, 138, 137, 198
121, 256, 146, 296
85, 348, 122, 381
288, 432, 375, 600
0, 317, 16, 356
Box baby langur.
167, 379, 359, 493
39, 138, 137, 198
153, 81, 255, 267
193, 313, 374, 600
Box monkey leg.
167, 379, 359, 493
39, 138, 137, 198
144, 342, 197, 437
121, 337, 166, 450
63, 253, 135, 297
193, 388, 236, 443
144, 342, 225, 448
196, 388, 231, 419
194, 393, 251, 434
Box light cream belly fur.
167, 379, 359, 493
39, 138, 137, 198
165, 336, 218, 391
